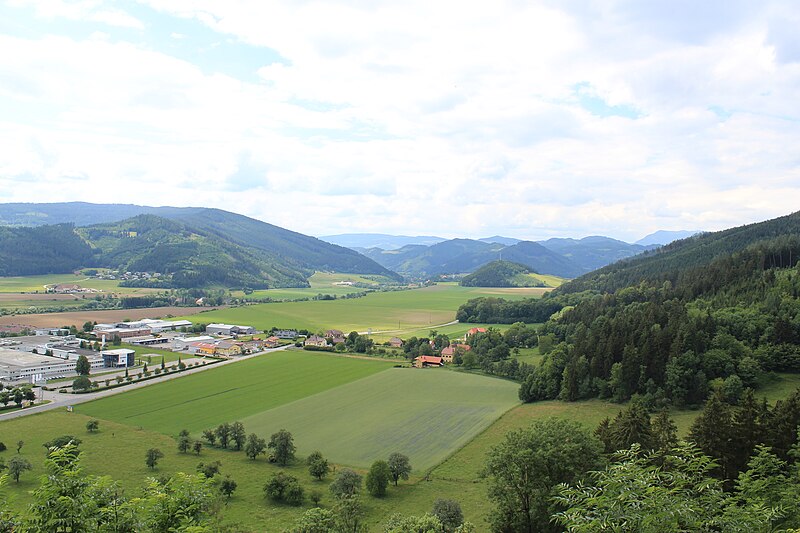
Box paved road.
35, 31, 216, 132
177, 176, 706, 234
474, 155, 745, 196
0, 345, 291, 422
357, 319, 459, 336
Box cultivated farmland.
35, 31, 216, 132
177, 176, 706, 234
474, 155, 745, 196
77, 351, 395, 435
240, 368, 520, 470
78, 351, 519, 471
181, 282, 549, 339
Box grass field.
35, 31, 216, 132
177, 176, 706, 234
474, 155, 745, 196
77, 351, 396, 435
230, 272, 396, 301
2, 369, 798, 531
240, 368, 520, 470
181, 283, 548, 339
0, 306, 212, 328
525, 273, 567, 288
0, 274, 162, 295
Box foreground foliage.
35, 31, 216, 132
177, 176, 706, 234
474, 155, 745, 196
555, 441, 800, 532
16, 443, 217, 532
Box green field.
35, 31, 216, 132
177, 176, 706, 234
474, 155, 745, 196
181, 283, 548, 339
77, 351, 396, 435
230, 272, 397, 301
78, 351, 519, 471
526, 272, 566, 288
0, 274, 162, 295
2, 369, 798, 531
240, 368, 520, 470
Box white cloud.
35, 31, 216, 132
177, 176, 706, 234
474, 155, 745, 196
8, 0, 144, 28
0, 0, 799, 242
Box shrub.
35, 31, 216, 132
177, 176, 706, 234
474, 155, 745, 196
72, 376, 92, 392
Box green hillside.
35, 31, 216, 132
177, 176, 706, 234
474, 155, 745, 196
455, 210, 800, 408
460, 260, 545, 287
0, 207, 400, 289
559, 210, 800, 294
0, 224, 94, 276
80, 214, 311, 289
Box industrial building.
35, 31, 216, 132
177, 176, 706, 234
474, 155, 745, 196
0, 348, 103, 382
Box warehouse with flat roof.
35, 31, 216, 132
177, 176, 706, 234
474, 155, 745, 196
0, 348, 103, 382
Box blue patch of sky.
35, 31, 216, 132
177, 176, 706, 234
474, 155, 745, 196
708, 105, 733, 120
708, 105, 799, 123
0, 3, 287, 83
572, 81, 641, 119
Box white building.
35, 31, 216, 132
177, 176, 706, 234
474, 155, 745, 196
206, 323, 256, 336
0, 348, 103, 382
173, 336, 215, 351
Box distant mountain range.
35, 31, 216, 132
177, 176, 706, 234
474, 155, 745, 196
635, 230, 703, 246
319, 233, 447, 251
0, 203, 398, 287
321, 231, 702, 279
0, 202, 706, 283
352, 236, 656, 279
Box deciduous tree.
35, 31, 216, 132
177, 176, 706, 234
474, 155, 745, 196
7, 456, 31, 483
484, 418, 602, 533
387, 452, 411, 486
244, 433, 266, 460
145, 448, 164, 470
365, 460, 390, 497
307, 450, 330, 480
268, 429, 296, 466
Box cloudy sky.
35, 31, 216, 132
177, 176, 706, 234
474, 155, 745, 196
1, 0, 799, 242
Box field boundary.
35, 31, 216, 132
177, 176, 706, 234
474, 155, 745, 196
422, 400, 522, 482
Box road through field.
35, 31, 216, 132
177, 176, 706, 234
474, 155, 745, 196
0, 346, 290, 422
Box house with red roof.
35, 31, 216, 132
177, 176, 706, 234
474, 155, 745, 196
440, 343, 471, 363
464, 327, 487, 341
264, 336, 280, 349
413, 355, 443, 368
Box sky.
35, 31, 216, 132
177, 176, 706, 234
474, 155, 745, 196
1, 0, 799, 242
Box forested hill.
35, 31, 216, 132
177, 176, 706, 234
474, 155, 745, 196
456, 210, 800, 409
0, 224, 94, 276
0, 212, 399, 288
460, 260, 545, 287
558, 210, 800, 295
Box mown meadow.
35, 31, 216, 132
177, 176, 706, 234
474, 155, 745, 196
180, 283, 549, 340
2, 364, 798, 531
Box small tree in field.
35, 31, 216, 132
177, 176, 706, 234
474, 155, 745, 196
86, 420, 100, 433
365, 460, 390, 497
432, 499, 465, 532
202, 429, 216, 447
197, 460, 221, 478
145, 448, 164, 470
244, 434, 266, 460
7, 456, 32, 483
231, 421, 246, 451
215, 423, 231, 449
388, 452, 412, 486
177, 429, 191, 454
329, 469, 361, 499
193, 440, 203, 455
265, 472, 304, 506
307, 451, 330, 480
268, 429, 295, 466
220, 476, 237, 501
